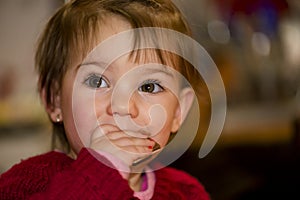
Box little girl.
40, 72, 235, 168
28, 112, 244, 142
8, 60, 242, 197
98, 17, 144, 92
0, 0, 210, 199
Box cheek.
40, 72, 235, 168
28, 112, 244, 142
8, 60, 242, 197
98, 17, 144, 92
152, 120, 173, 147
151, 101, 180, 147
94, 94, 111, 122
65, 92, 99, 150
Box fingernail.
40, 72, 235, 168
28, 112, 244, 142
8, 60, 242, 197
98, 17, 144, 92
148, 146, 153, 150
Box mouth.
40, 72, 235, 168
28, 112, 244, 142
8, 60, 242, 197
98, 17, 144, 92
131, 140, 161, 166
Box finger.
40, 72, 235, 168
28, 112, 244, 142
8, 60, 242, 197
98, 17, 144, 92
104, 128, 149, 139
121, 130, 149, 139
120, 145, 153, 154
107, 134, 155, 148
91, 130, 155, 152
91, 124, 119, 141
105, 130, 141, 140
98, 124, 120, 134
103, 129, 155, 147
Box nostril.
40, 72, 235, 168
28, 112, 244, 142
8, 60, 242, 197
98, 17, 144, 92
111, 104, 131, 116
111, 94, 139, 118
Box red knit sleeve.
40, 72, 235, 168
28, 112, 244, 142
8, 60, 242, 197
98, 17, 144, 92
0, 150, 73, 200
0, 148, 138, 200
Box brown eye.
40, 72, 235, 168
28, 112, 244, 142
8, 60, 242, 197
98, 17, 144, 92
139, 81, 164, 93
141, 83, 155, 93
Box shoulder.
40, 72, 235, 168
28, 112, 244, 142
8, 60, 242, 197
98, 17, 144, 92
154, 167, 210, 200
0, 151, 72, 199
3, 150, 73, 176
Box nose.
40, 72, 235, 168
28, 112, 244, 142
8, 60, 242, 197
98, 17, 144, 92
106, 91, 139, 118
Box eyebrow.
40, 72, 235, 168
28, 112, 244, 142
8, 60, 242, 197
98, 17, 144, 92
75, 61, 111, 74
140, 67, 175, 78
77, 61, 175, 78
77, 61, 109, 69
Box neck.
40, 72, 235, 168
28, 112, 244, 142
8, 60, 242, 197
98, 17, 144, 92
128, 172, 143, 191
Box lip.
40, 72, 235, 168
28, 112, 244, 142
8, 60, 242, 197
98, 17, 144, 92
112, 115, 155, 135
97, 121, 151, 136
121, 129, 151, 138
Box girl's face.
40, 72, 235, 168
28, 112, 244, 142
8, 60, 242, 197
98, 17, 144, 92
53, 16, 194, 155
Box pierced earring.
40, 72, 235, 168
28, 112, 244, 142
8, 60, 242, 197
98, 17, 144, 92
55, 114, 62, 123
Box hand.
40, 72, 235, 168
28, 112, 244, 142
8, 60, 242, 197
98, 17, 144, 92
89, 124, 155, 172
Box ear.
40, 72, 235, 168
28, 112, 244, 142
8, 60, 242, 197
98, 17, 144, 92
171, 87, 195, 133
40, 88, 63, 123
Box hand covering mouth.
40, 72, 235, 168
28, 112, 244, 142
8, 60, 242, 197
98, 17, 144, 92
113, 113, 166, 138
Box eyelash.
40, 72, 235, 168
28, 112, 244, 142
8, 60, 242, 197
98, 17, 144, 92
138, 79, 165, 94
83, 74, 164, 94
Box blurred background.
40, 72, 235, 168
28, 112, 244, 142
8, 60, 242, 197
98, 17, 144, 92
0, 0, 299, 199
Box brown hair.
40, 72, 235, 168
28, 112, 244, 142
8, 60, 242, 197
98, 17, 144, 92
35, 0, 203, 152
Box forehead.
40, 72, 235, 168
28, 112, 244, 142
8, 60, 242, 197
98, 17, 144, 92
69, 15, 130, 68
76, 14, 182, 73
